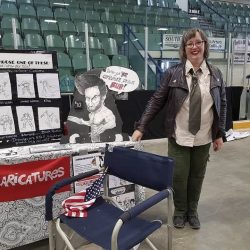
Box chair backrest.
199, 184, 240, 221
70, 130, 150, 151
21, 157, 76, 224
104, 146, 174, 191
72, 53, 90, 73
69, 8, 85, 21
1, 16, 21, 33
40, 19, 59, 36
85, 10, 100, 22
101, 37, 118, 56
45, 34, 65, 52
37, 6, 54, 19
75, 21, 93, 35
54, 7, 70, 21
2, 33, 24, 49
100, 11, 115, 23
19, 4, 36, 18
0, 2, 18, 16
112, 54, 129, 68
65, 35, 85, 57
21, 17, 40, 35
58, 20, 76, 37
92, 53, 110, 68
33, 0, 49, 6
24, 33, 45, 49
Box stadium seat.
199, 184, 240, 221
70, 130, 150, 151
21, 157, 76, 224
69, 8, 85, 22
100, 11, 115, 23
64, 0, 79, 9
57, 52, 73, 76
92, 22, 109, 38
101, 37, 118, 56
2, 33, 24, 49
65, 35, 85, 57
54, 7, 70, 21
33, 0, 49, 7
1, 16, 21, 34
107, 23, 124, 47
21, 17, 41, 35
112, 54, 129, 68
72, 53, 90, 73
115, 13, 129, 23
37, 6, 54, 19
0, 2, 18, 17
16, 0, 33, 6
18, 4, 36, 18
24, 33, 45, 49
40, 19, 59, 36
92, 53, 110, 68
85, 10, 100, 23
45, 34, 65, 52
58, 20, 77, 38
59, 74, 75, 92
75, 21, 93, 36
45, 146, 174, 250
88, 36, 103, 56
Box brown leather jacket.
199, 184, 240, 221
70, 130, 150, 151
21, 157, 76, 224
136, 61, 227, 141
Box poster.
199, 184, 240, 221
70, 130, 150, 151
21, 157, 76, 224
0, 50, 62, 148
72, 152, 136, 211
61, 67, 139, 144
72, 152, 104, 193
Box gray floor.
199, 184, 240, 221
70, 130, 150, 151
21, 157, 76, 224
14, 136, 250, 250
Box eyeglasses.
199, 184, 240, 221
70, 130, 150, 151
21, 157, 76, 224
185, 40, 205, 48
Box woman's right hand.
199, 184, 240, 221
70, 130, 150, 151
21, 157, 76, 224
131, 130, 143, 141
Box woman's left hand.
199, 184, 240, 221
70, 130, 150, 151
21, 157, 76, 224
213, 137, 223, 152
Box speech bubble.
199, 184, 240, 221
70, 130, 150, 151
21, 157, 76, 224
100, 66, 139, 94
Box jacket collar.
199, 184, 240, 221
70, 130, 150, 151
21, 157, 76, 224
168, 61, 221, 90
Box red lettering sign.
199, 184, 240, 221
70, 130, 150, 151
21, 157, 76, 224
0, 157, 70, 202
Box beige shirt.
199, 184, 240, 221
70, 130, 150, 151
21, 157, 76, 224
174, 60, 214, 147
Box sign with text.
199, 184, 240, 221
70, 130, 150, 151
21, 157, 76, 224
233, 39, 250, 52
0, 50, 62, 148
100, 66, 139, 94
0, 157, 70, 202
162, 34, 182, 50
0, 52, 54, 69
209, 37, 225, 51
162, 35, 225, 51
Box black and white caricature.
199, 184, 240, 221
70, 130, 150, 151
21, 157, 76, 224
61, 67, 139, 144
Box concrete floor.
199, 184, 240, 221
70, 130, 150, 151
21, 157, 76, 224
14, 136, 250, 250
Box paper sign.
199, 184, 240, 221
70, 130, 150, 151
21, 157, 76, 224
100, 66, 139, 94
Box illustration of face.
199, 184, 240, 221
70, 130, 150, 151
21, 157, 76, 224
185, 31, 205, 65
84, 86, 103, 112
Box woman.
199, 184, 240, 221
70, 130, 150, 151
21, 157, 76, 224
132, 28, 227, 229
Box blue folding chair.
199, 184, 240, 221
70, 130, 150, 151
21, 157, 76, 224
45, 146, 174, 250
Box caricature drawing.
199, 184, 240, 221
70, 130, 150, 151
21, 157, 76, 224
20, 113, 34, 130
18, 81, 34, 96
68, 74, 123, 143
0, 114, 13, 132
40, 110, 59, 127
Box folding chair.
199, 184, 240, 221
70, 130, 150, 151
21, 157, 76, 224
45, 146, 174, 250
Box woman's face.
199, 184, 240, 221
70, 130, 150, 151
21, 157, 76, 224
185, 31, 205, 65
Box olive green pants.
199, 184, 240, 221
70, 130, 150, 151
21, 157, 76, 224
168, 138, 211, 216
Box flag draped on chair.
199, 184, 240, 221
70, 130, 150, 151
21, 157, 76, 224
62, 170, 107, 218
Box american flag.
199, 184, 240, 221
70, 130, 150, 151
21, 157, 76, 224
62, 170, 107, 218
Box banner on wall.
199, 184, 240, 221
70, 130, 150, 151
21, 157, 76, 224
0, 50, 63, 148
0, 156, 70, 202
162, 34, 225, 51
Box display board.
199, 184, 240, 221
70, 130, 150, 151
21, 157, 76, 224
0, 50, 63, 148
61, 67, 139, 144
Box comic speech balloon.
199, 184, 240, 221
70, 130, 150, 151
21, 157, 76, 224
100, 66, 139, 94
